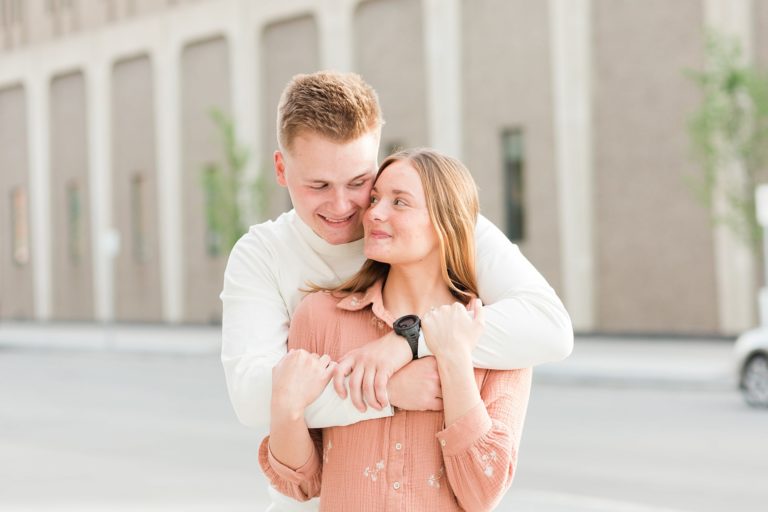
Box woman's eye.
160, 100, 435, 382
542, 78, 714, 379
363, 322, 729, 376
311, 184, 328, 190
350, 181, 365, 188
370, 196, 379, 204
394, 198, 406, 206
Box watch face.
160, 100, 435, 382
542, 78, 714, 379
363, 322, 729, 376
396, 315, 418, 330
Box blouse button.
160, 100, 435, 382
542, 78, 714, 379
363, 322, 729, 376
393, 482, 401, 490
395, 442, 402, 450
440, 439, 447, 447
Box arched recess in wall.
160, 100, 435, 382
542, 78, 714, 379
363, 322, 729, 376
112, 54, 163, 322
0, 84, 35, 320
353, 0, 429, 161
180, 35, 232, 324
50, 70, 95, 321
260, 13, 320, 219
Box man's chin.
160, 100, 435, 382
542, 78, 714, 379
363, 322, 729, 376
317, 225, 363, 245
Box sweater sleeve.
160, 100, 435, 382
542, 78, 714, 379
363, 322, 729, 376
221, 229, 392, 430
435, 368, 533, 512
466, 215, 573, 367
220, 229, 289, 429
258, 429, 324, 501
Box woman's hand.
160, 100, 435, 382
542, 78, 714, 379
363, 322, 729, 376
421, 298, 484, 361
271, 349, 335, 419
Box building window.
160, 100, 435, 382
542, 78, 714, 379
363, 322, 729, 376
130, 173, 149, 263
10, 186, 30, 265
501, 129, 525, 241
66, 181, 83, 264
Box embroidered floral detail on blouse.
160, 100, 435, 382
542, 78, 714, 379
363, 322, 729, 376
427, 465, 445, 488
363, 460, 385, 482
323, 440, 333, 464
478, 450, 498, 477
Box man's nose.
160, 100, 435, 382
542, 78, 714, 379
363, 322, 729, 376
330, 188, 352, 214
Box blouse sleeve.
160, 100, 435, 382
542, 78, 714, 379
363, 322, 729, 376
435, 367, 533, 511
258, 429, 324, 502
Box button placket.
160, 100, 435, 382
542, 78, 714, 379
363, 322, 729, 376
386, 410, 407, 509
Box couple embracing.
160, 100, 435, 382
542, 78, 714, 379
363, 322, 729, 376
221, 71, 573, 511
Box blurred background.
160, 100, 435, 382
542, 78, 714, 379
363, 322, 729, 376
1, 0, 768, 511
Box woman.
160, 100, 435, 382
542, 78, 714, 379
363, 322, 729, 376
259, 148, 532, 511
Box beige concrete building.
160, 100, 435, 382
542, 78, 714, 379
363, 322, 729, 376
1, 0, 766, 335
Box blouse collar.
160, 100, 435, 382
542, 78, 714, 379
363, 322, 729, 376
336, 278, 396, 326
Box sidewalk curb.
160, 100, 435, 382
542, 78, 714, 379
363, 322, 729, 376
0, 322, 739, 391
0, 322, 221, 355
533, 370, 735, 391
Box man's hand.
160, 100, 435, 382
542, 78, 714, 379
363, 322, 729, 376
388, 356, 443, 411
332, 331, 411, 412
272, 349, 335, 418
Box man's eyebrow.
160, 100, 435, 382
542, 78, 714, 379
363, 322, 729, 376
348, 173, 372, 183
308, 173, 371, 184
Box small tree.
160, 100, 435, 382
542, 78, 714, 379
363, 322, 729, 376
201, 108, 271, 255
686, 30, 768, 257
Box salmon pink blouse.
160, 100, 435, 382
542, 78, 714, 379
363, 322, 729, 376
259, 280, 532, 511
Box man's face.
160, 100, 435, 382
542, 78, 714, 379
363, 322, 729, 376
275, 131, 380, 245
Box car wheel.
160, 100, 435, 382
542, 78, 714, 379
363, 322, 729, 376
742, 354, 768, 408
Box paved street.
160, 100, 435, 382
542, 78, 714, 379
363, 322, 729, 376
1, 345, 766, 511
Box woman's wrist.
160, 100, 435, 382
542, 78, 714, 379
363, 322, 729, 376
436, 349, 474, 377
271, 395, 306, 423
436, 351, 481, 426
433, 343, 473, 367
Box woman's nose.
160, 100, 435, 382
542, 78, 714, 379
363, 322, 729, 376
368, 199, 386, 221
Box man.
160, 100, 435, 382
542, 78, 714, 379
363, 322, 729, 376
221, 71, 572, 510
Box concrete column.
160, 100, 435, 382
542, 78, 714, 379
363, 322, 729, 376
153, 43, 184, 323
26, 73, 53, 321
317, 0, 354, 71
704, 0, 757, 333
229, 2, 259, 222
549, 0, 595, 331
422, 0, 462, 158
86, 59, 114, 322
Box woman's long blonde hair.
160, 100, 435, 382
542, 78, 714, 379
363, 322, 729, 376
318, 148, 480, 304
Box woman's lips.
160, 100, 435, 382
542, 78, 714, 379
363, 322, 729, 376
368, 230, 391, 239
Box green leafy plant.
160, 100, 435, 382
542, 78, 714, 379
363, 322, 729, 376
686, 30, 768, 256
201, 108, 271, 255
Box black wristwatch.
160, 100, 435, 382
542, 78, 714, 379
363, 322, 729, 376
393, 314, 420, 360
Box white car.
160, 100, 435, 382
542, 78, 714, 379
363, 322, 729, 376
734, 328, 768, 407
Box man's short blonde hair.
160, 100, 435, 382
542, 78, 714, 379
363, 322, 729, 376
277, 71, 383, 151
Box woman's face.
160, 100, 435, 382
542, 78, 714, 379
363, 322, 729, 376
363, 160, 439, 266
